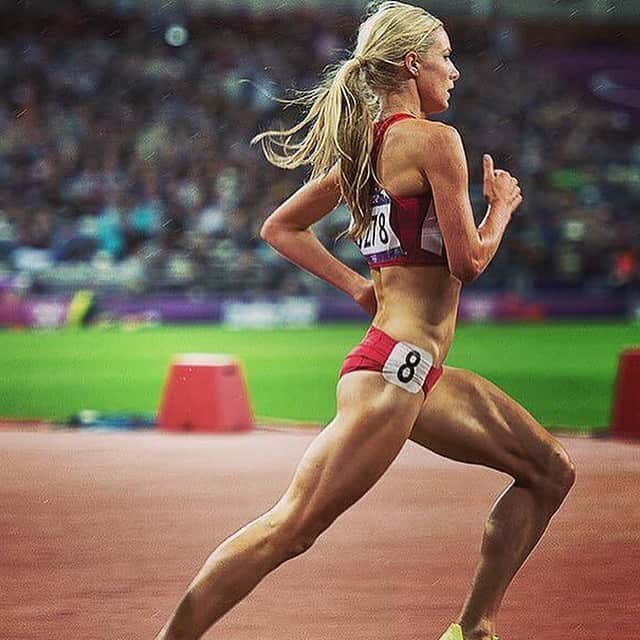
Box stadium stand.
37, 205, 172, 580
0, 2, 638, 297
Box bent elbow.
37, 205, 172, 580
450, 258, 482, 284
260, 217, 277, 244
452, 268, 476, 285
261, 217, 306, 250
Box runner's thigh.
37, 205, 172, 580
279, 371, 424, 530
409, 366, 569, 482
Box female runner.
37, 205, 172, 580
155, 3, 575, 639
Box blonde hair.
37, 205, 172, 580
252, 1, 442, 239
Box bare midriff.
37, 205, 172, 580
368, 117, 464, 367
371, 264, 461, 368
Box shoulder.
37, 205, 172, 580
404, 121, 466, 172
390, 119, 460, 142
414, 120, 462, 149
388, 119, 463, 160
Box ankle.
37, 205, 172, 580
462, 631, 494, 640
458, 618, 495, 640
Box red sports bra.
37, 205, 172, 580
355, 113, 448, 269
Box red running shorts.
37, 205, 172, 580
339, 325, 444, 396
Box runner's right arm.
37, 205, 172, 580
260, 165, 376, 314
418, 123, 522, 284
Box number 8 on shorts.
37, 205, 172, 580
382, 341, 434, 394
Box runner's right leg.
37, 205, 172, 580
155, 371, 424, 640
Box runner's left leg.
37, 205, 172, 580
410, 366, 575, 640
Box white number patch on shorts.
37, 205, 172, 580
382, 341, 434, 394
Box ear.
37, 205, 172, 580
404, 51, 420, 77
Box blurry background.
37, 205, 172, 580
0, 0, 638, 429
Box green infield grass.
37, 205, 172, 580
1, 322, 637, 432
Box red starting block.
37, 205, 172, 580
158, 354, 254, 433
611, 348, 640, 440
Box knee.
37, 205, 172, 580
282, 528, 320, 560
548, 443, 576, 495
530, 443, 576, 506
558, 452, 576, 499
261, 503, 329, 562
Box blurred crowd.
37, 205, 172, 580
0, 5, 638, 296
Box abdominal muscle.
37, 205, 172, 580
371, 264, 461, 368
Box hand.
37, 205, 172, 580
482, 154, 523, 214
353, 279, 377, 317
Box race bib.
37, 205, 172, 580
356, 190, 402, 264
382, 341, 434, 394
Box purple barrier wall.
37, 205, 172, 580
1, 291, 633, 328
95, 292, 632, 325
102, 296, 223, 324
0, 293, 73, 328
0, 293, 26, 327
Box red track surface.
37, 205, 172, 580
1, 430, 638, 640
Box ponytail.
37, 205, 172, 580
252, 57, 376, 239
253, 1, 442, 240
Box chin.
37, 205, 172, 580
422, 95, 450, 115
425, 102, 449, 115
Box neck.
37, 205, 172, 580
378, 82, 422, 119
